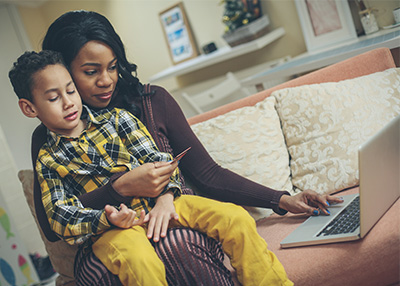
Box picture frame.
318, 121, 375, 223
295, 0, 357, 52
159, 2, 199, 65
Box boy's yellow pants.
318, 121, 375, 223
93, 195, 293, 286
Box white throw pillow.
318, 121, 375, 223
273, 68, 400, 194
191, 96, 294, 220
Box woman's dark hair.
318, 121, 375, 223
42, 10, 145, 115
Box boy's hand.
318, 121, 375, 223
105, 203, 146, 228
146, 192, 179, 242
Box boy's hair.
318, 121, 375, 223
9, 50, 65, 102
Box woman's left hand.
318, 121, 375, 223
279, 190, 344, 216
146, 191, 179, 242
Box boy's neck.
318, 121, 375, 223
49, 119, 87, 138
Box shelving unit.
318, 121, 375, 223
241, 27, 400, 86
149, 27, 285, 82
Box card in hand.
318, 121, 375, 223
171, 147, 191, 164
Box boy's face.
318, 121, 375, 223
28, 64, 84, 137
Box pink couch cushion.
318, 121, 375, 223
224, 188, 400, 286
258, 188, 399, 286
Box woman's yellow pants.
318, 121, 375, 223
93, 195, 293, 286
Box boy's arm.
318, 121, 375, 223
36, 151, 111, 245
116, 109, 181, 197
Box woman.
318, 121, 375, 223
32, 10, 339, 285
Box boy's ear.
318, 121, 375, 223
18, 99, 38, 118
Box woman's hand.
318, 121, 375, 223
146, 191, 179, 242
112, 161, 179, 198
105, 203, 146, 228
279, 190, 344, 216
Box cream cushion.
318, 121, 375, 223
18, 169, 77, 286
191, 96, 294, 220
273, 68, 400, 194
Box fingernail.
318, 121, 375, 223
326, 209, 331, 215
313, 210, 319, 215
326, 201, 330, 206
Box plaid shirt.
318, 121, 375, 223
36, 106, 181, 245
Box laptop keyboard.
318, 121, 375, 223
317, 196, 360, 237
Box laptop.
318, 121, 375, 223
281, 115, 400, 248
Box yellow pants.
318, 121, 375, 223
93, 195, 293, 286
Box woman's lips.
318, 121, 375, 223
95, 91, 113, 101
65, 111, 78, 121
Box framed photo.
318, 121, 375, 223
295, 0, 357, 52
159, 2, 199, 65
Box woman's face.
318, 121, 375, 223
70, 40, 118, 108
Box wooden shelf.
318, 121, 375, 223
149, 27, 285, 82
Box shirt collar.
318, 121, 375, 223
47, 105, 105, 147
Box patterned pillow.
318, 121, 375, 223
273, 68, 400, 194
191, 96, 294, 220
18, 169, 77, 285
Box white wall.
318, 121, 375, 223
17, 1, 310, 91
0, 4, 41, 171
0, 4, 45, 255
0, 124, 46, 255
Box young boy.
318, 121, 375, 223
9, 50, 293, 286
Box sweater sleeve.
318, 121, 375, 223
149, 86, 289, 215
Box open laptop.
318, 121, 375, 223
281, 115, 400, 248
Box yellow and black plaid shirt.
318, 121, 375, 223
36, 106, 181, 245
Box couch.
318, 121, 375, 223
188, 47, 400, 286
18, 47, 399, 285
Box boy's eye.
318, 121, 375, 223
49, 96, 58, 102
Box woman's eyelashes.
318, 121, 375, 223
84, 70, 97, 76
83, 65, 116, 76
